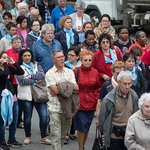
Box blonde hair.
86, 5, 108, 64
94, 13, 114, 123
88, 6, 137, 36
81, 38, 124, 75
59, 16, 72, 29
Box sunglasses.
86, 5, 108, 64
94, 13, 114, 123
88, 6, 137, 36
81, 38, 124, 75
83, 59, 92, 62
101, 40, 109, 44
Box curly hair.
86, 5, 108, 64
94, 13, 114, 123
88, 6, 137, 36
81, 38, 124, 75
59, 16, 72, 29
79, 49, 94, 61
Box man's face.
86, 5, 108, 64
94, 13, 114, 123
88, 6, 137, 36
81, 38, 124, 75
118, 78, 132, 96
42, 30, 54, 43
58, 0, 66, 8
31, 11, 39, 20
137, 32, 147, 47
53, 52, 65, 68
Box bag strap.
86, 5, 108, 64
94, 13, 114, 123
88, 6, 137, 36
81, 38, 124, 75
142, 62, 147, 81
59, 7, 66, 16
75, 67, 80, 83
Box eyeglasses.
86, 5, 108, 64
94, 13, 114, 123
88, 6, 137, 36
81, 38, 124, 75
83, 59, 92, 62
4, 17, 11, 20
32, 24, 40, 26
13, 42, 21, 44
101, 40, 109, 44
120, 82, 132, 87
67, 54, 76, 57
102, 20, 109, 22
54, 56, 65, 59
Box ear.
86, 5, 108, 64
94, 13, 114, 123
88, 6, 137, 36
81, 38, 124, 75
52, 57, 55, 63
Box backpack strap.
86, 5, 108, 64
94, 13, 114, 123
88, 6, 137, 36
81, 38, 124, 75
75, 67, 80, 83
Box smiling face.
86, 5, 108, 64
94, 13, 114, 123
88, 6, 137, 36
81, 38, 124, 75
137, 32, 147, 47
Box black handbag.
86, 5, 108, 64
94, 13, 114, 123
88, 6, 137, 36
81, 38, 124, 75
92, 126, 106, 150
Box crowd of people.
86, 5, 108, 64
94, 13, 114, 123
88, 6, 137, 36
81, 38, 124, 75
0, 0, 150, 150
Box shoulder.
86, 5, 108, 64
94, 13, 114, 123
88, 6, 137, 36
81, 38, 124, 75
130, 89, 138, 99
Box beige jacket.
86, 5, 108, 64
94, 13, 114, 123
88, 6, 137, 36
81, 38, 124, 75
125, 110, 150, 150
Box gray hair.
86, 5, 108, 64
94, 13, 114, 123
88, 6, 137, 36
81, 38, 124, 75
41, 24, 55, 34
75, 0, 86, 10
12, 35, 23, 45
138, 93, 150, 109
18, 1, 28, 11
51, 50, 63, 58
117, 71, 132, 82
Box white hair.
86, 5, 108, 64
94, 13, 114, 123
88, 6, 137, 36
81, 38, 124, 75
138, 93, 150, 109
18, 1, 28, 11
75, 0, 86, 10
117, 71, 132, 82
41, 24, 55, 34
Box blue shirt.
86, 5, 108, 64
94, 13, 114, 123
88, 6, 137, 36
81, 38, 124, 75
32, 39, 62, 73
50, 5, 74, 32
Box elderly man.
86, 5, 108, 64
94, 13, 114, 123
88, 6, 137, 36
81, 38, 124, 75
50, 0, 74, 32
28, 8, 44, 29
32, 24, 62, 73
45, 50, 78, 150
99, 71, 138, 150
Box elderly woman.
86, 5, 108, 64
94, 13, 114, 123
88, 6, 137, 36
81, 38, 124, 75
125, 93, 150, 150
18, 1, 28, 17
55, 15, 79, 59
94, 14, 115, 42
73, 50, 100, 150
92, 33, 122, 87
69, 0, 90, 33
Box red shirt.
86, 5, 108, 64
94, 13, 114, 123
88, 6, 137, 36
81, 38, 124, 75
74, 65, 100, 111
6, 48, 20, 84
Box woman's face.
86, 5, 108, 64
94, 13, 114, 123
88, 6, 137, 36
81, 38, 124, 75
67, 50, 78, 64
86, 34, 95, 46
124, 56, 135, 70
101, 17, 110, 28
119, 29, 129, 41
84, 23, 92, 32
31, 21, 40, 32
141, 101, 150, 119
100, 38, 110, 51
12, 39, 22, 50
64, 19, 72, 30
22, 51, 32, 64
14, 0, 20, 8
0, 53, 8, 64
19, 6, 26, 16
20, 19, 27, 29
76, 7, 85, 16
135, 54, 142, 63
81, 55, 92, 68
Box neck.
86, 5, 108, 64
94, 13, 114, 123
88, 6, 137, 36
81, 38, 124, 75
77, 12, 82, 18
33, 31, 39, 35
43, 38, 52, 45
102, 49, 110, 54
57, 66, 63, 73
72, 61, 77, 67
60, 6, 66, 10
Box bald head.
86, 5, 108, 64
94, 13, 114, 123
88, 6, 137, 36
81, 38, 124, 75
30, 9, 39, 20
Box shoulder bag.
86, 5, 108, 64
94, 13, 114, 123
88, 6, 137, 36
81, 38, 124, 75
92, 126, 106, 150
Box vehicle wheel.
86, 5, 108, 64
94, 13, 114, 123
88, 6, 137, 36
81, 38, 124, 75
89, 10, 101, 27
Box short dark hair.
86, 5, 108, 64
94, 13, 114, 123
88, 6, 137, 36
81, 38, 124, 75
3, 11, 12, 19
68, 46, 81, 56
98, 33, 111, 46
17, 48, 34, 65
117, 26, 130, 37
16, 15, 27, 25
6, 22, 17, 30
135, 30, 145, 41
85, 30, 95, 39
100, 14, 111, 22
122, 52, 136, 63
130, 46, 142, 56
31, 20, 40, 27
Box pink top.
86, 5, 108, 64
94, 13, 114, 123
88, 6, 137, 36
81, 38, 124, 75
21, 30, 27, 47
